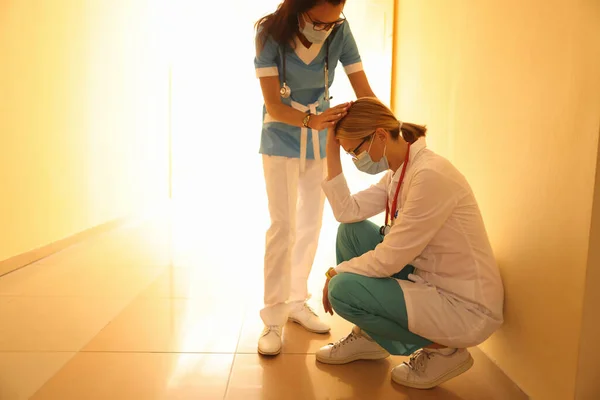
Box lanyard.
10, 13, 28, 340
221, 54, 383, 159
384, 143, 411, 229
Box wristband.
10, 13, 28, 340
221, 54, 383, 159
325, 267, 337, 280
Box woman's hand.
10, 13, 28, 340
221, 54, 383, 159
309, 102, 351, 131
322, 279, 334, 315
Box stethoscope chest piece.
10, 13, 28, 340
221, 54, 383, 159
280, 83, 291, 98
380, 225, 391, 236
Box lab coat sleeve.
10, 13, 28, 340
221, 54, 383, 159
335, 168, 459, 277
321, 172, 388, 223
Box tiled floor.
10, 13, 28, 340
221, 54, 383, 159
0, 211, 527, 399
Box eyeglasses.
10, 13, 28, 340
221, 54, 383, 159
305, 12, 346, 31
347, 134, 374, 160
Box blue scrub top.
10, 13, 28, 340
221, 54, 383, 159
254, 21, 363, 159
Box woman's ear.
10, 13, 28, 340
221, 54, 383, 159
375, 128, 388, 142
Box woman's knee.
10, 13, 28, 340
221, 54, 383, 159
336, 223, 352, 245
267, 220, 295, 241
336, 221, 368, 245
328, 273, 364, 303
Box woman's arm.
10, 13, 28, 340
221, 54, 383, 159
322, 170, 388, 223
347, 70, 376, 99
335, 169, 459, 277
322, 128, 388, 223
259, 76, 310, 127
337, 21, 376, 99
259, 76, 350, 130
325, 126, 343, 181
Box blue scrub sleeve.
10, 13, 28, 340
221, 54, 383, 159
254, 29, 280, 77
339, 22, 362, 67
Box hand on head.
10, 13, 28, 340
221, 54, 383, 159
310, 102, 352, 130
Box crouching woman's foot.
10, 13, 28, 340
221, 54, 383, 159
392, 348, 474, 389
316, 326, 390, 365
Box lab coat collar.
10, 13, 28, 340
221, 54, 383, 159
391, 137, 427, 181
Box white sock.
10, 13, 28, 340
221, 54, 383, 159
288, 300, 305, 312
353, 326, 375, 341
427, 347, 457, 356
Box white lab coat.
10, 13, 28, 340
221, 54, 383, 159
322, 138, 504, 348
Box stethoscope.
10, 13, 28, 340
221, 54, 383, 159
380, 142, 411, 236
279, 37, 332, 101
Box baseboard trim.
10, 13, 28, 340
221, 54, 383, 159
0, 218, 128, 278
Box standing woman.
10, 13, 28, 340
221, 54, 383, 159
254, 0, 376, 356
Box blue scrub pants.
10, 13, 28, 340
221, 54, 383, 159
328, 221, 433, 356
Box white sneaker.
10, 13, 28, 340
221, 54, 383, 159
316, 326, 390, 365
392, 348, 474, 389
288, 302, 330, 334
258, 325, 283, 356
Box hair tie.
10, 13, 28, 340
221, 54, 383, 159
398, 121, 404, 140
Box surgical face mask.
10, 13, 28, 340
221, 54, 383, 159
353, 137, 389, 175
299, 17, 333, 44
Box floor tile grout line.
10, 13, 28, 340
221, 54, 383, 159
223, 307, 251, 400
80, 350, 246, 354
23, 292, 146, 399
0, 350, 319, 355
26, 350, 81, 399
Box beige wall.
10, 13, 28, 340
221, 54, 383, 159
0, 0, 170, 262
576, 129, 600, 399
392, 0, 600, 399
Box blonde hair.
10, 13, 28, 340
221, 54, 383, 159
335, 97, 427, 144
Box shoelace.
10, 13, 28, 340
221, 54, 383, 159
330, 330, 358, 352
264, 325, 281, 337
303, 303, 318, 316
406, 350, 431, 373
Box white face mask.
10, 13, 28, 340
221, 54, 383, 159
352, 135, 390, 175
299, 16, 333, 44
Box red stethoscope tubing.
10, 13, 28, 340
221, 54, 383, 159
384, 143, 411, 230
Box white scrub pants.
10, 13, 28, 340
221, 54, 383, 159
260, 154, 326, 326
